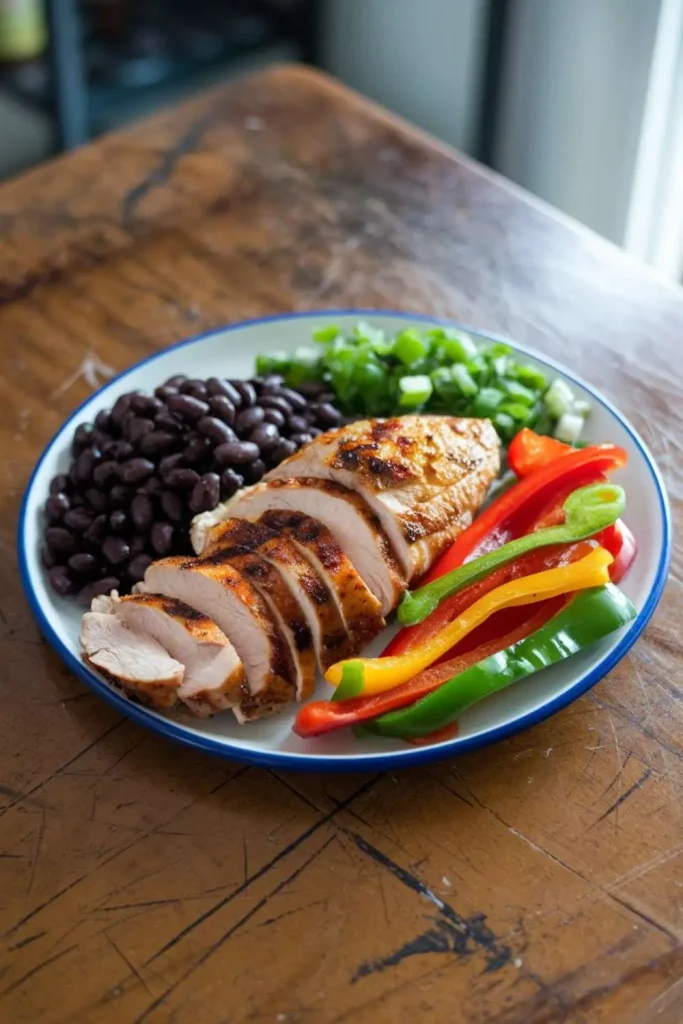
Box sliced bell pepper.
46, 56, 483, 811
508, 428, 571, 477
327, 546, 613, 699
600, 520, 636, 584
398, 482, 624, 625
385, 444, 627, 658
365, 584, 637, 741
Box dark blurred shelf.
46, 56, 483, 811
0, 0, 319, 150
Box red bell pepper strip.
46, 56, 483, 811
384, 444, 627, 657
507, 428, 636, 584
508, 428, 571, 477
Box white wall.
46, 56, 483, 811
495, 0, 661, 244
322, 0, 487, 154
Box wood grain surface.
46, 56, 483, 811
1, 65, 681, 1024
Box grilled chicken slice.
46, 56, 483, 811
197, 520, 316, 700
81, 609, 183, 708
89, 593, 244, 716
266, 415, 500, 580
202, 517, 352, 671
258, 510, 386, 649
194, 478, 405, 614
141, 555, 296, 719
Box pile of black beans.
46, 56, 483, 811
42, 374, 343, 604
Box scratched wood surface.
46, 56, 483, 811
0, 64, 681, 1024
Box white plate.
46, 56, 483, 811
19, 312, 672, 771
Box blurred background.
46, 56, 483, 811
1, 0, 681, 280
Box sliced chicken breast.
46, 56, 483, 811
258, 510, 386, 649
93, 593, 244, 716
141, 555, 296, 719
194, 478, 405, 614
202, 516, 352, 671
266, 415, 500, 580
196, 520, 316, 700
81, 610, 183, 708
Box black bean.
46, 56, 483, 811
130, 494, 154, 531
49, 565, 76, 596
307, 426, 323, 438
220, 468, 243, 499
76, 448, 99, 483
109, 509, 128, 533
45, 493, 70, 521
276, 386, 307, 411
120, 458, 155, 484
42, 546, 57, 570
258, 373, 285, 390
68, 462, 80, 486
129, 534, 146, 557
77, 576, 120, 606
104, 440, 134, 462
166, 467, 200, 490
249, 422, 280, 452
110, 393, 134, 427
150, 521, 174, 555
90, 429, 108, 449
208, 395, 236, 425
153, 410, 184, 434
180, 379, 208, 400
197, 416, 237, 445
85, 514, 108, 546
295, 381, 327, 398
46, 524, 77, 557
93, 460, 120, 487
64, 507, 94, 533
50, 474, 70, 495
161, 490, 183, 522
207, 378, 242, 406
189, 472, 220, 513
127, 417, 155, 445
164, 374, 188, 388
71, 493, 86, 508
95, 409, 111, 431
242, 459, 266, 485
109, 484, 134, 507
130, 394, 162, 415
232, 380, 256, 407
103, 536, 130, 565
235, 407, 265, 436
260, 395, 293, 417
68, 552, 98, 574
72, 422, 94, 452
268, 438, 297, 463
159, 452, 184, 479
85, 488, 108, 514
128, 553, 152, 582
167, 393, 209, 420
310, 402, 344, 428
263, 407, 285, 428
290, 432, 313, 447
138, 476, 162, 497
139, 430, 177, 458
213, 440, 260, 466
154, 384, 178, 401
183, 436, 212, 464
287, 414, 308, 434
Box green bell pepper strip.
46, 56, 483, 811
398, 482, 625, 626
366, 584, 636, 740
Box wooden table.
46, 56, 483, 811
1, 65, 681, 1024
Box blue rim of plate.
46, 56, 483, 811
18, 310, 673, 772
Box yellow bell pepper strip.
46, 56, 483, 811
398, 482, 624, 626
327, 546, 613, 699
364, 584, 637, 741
